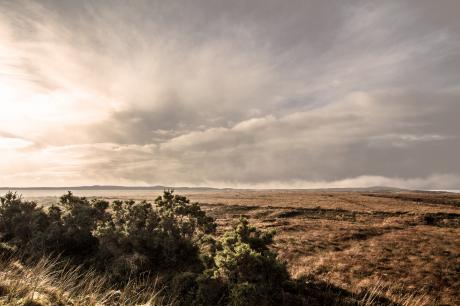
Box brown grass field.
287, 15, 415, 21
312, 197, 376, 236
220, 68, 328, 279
26, 190, 460, 305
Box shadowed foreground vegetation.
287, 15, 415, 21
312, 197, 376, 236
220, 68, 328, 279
1, 190, 458, 305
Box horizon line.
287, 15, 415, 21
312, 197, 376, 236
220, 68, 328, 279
0, 185, 415, 191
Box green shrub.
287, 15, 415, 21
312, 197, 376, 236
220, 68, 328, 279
168, 217, 299, 305
0, 190, 216, 278
0, 191, 111, 257
0, 192, 49, 254
155, 191, 217, 236
211, 217, 291, 305
94, 191, 216, 279
193, 273, 228, 306
228, 282, 260, 306
51, 192, 110, 257
213, 217, 288, 283
171, 271, 199, 305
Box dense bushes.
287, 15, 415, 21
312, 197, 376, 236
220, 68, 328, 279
95, 192, 216, 279
0, 191, 304, 305
0, 191, 112, 258
0, 192, 49, 249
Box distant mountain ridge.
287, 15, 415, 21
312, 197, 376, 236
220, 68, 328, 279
0, 185, 220, 191
0, 185, 408, 192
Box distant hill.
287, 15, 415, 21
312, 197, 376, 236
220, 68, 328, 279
0, 185, 221, 191
0, 185, 408, 192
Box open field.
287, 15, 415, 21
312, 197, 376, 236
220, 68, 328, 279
16, 190, 460, 305
199, 191, 460, 305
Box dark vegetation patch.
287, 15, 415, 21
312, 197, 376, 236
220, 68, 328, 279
421, 212, 460, 227
207, 203, 409, 223
343, 228, 387, 241
203, 204, 261, 220
270, 207, 408, 222
0, 284, 8, 297
276, 209, 306, 218
364, 192, 460, 208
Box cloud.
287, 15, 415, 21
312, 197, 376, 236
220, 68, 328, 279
155, 91, 460, 184
0, 137, 34, 149
0, 0, 459, 188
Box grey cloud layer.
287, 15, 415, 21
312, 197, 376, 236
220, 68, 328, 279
0, 0, 459, 188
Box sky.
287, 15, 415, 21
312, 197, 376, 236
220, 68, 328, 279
0, 0, 459, 189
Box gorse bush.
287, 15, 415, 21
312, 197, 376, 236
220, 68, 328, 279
0, 191, 304, 305
0, 192, 49, 249
0, 191, 111, 258
95, 192, 216, 280
171, 217, 302, 306
212, 217, 291, 304
50, 192, 111, 257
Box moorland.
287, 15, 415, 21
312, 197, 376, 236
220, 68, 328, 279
0, 189, 459, 305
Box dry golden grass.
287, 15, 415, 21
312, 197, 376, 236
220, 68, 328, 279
0, 255, 170, 306
190, 190, 459, 305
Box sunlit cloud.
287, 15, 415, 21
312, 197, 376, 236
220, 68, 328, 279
0, 137, 33, 149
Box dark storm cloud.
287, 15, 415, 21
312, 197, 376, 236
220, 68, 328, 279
0, 0, 459, 188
